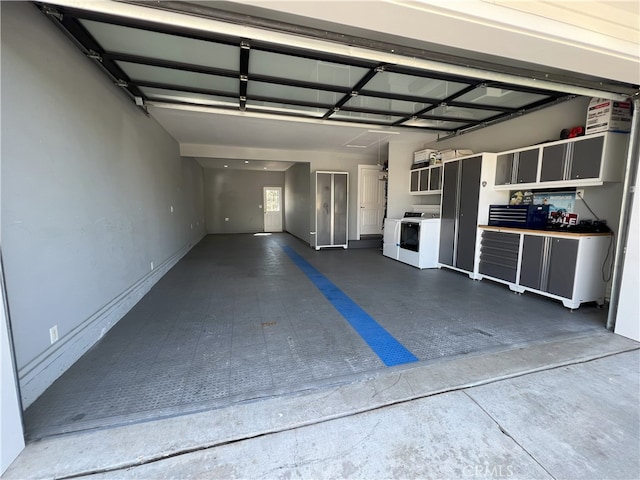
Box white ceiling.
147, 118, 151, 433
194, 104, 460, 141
195, 157, 295, 171
149, 105, 436, 165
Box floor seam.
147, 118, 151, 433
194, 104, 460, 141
462, 390, 558, 480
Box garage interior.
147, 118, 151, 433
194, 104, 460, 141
1, 0, 639, 474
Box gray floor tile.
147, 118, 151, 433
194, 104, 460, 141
23, 233, 607, 440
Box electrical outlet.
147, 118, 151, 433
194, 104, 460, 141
49, 325, 59, 344
576, 189, 585, 198
170, 205, 174, 213
225, 217, 229, 222
150, 261, 154, 270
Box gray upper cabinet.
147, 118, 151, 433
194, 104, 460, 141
409, 164, 442, 195
495, 132, 628, 189
540, 135, 604, 182
495, 148, 539, 185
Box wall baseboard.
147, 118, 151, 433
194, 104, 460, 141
18, 238, 203, 408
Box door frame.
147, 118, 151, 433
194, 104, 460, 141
356, 164, 383, 240
263, 186, 283, 233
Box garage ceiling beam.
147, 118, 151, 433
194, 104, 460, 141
105, 0, 638, 99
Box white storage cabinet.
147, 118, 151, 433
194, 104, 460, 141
314, 171, 348, 250
478, 226, 613, 309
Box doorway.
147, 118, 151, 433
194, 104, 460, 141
357, 165, 385, 239
263, 187, 283, 233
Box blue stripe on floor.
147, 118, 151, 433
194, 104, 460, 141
282, 246, 418, 367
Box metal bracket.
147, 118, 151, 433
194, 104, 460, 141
114, 79, 128, 88
86, 50, 103, 62
42, 5, 63, 21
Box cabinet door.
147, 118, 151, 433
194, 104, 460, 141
333, 173, 348, 245
429, 166, 442, 190
520, 235, 546, 290
570, 136, 604, 180
316, 173, 332, 246
547, 238, 578, 298
456, 156, 482, 272
495, 153, 515, 185
439, 161, 459, 266
516, 149, 539, 184
540, 143, 567, 182
419, 169, 430, 192
410, 170, 419, 192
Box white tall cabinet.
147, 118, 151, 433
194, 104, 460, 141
313, 171, 349, 250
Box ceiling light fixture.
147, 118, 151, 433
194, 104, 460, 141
224, 164, 228, 168
346, 144, 367, 148
244, 160, 249, 164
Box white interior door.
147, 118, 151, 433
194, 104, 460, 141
263, 187, 283, 233
358, 166, 385, 236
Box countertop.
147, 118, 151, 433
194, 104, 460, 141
479, 225, 613, 238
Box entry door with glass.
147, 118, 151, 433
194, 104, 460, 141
263, 187, 283, 232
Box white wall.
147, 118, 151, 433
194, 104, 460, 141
0, 264, 24, 473
203, 169, 285, 233
426, 97, 592, 153
615, 165, 640, 342
1, 3, 205, 407
387, 140, 431, 219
